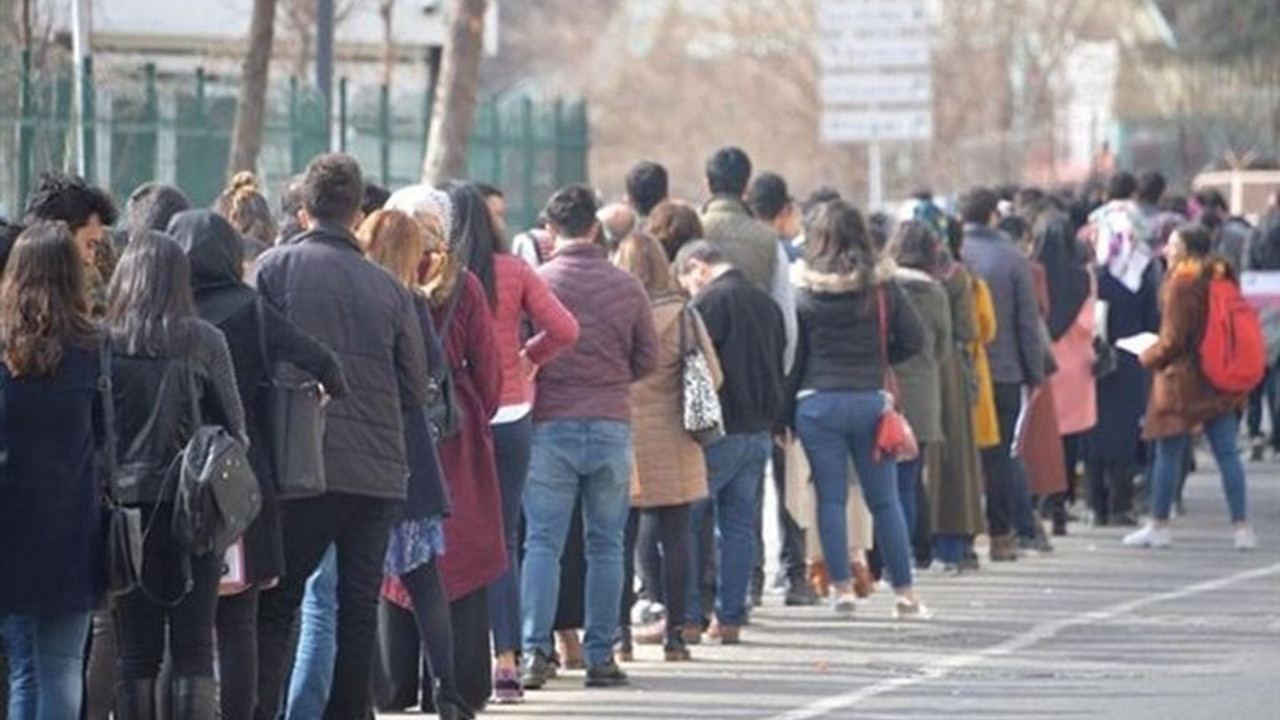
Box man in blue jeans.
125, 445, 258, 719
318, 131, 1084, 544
676, 241, 786, 644
520, 185, 658, 689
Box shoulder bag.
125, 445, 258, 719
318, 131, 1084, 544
679, 304, 725, 445
426, 285, 465, 441
256, 299, 327, 499
873, 286, 920, 463
98, 340, 144, 599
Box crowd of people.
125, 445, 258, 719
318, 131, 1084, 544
0, 146, 1272, 720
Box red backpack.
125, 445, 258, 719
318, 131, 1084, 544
1199, 275, 1266, 394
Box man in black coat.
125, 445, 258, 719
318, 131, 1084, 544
252, 153, 430, 720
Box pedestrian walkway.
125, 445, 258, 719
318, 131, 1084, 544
394, 465, 1280, 720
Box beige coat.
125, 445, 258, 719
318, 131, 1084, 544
631, 296, 723, 508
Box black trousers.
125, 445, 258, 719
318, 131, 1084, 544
114, 506, 221, 683
621, 504, 692, 643
1087, 460, 1137, 520
980, 383, 1024, 537
420, 588, 491, 711
217, 587, 260, 720
254, 493, 398, 720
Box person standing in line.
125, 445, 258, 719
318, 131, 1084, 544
745, 171, 818, 607
1126, 224, 1257, 551
646, 200, 705, 263
699, 147, 796, 606
411, 182, 579, 705
519, 185, 658, 690
960, 188, 1047, 562
0, 222, 105, 720
674, 241, 786, 642
252, 154, 431, 720
929, 216, 988, 573
106, 231, 248, 720
22, 171, 118, 317
886, 220, 952, 567
358, 207, 474, 719
614, 232, 722, 661
786, 202, 930, 619
1033, 208, 1098, 536
169, 209, 349, 720
625, 161, 669, 225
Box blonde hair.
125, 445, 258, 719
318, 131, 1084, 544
612, 231, 676, 297
217, 171, 278, 246
357, 210, 427, 289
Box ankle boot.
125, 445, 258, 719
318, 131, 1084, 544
435, 686, 476, 720
114, 679, 157, 720
170, 677, 217, 720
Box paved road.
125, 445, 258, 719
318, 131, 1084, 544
390, 463, 1280, 720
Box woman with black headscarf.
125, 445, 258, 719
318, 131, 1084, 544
1034, 209, 1097, 534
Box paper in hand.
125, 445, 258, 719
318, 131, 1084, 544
1115, 332, 1158, 357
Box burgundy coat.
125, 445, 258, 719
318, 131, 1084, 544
433, 271, 507, 601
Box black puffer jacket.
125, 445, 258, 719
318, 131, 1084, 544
255, 224, 430, 500
171, 210, 348, 582
790, 258, 925, 395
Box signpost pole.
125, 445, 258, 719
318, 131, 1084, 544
868, 139, 883, 210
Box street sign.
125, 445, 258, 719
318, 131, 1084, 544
817, 0, 927, 30
820, 73, 932, 106
821, 109, 933, 144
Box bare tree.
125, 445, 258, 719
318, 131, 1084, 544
422, 0, 488, 184
229, 0, 279, 175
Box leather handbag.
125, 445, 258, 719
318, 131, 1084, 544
171, 366, 260, 557
257, 300, 327, 500
678, 304, 725, 445
873, 286, 920, 463
97, 340, 144, 599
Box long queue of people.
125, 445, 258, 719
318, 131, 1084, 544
0, 147, 1269, 720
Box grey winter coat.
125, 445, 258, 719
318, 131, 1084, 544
254, 224, 430, 501
961, 224, 1046, 387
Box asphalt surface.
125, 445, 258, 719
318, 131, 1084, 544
388, 460, 1280, 720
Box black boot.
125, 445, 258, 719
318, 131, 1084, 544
170, 677, 217, 720
435, 686, 476, 720
114, 680, 157, 720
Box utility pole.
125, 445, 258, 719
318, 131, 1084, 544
71, 0, 91, 178
316, 0, 335, 148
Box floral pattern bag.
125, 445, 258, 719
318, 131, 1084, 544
679, 305, 725, 445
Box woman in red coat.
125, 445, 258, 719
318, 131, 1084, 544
388, 182, 506, 713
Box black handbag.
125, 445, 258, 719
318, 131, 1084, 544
170, 367, 260, 556
97, 341, 144, 599
256, 299, 327, 500
1092, 335, 1118, 378
426, 286, 464, 441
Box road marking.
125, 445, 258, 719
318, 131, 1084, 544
764, 562, 1280, 720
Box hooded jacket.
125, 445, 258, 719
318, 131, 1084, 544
790, 258, 925, 397
171, 210, 348, 581
254, 222, 428, 501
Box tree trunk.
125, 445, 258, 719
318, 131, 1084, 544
228, 0, 278, 176
421, 0, 488, 184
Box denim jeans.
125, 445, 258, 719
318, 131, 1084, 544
489, 417, 533, 656
285, 545, 337, 720
520, 420, 633, 666
797, 391, 915, 591
0, 612, 90, 720
685, 433, 770, 628
1151, 413, 1248, 523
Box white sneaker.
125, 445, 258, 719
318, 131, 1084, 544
1123, 523, 1173, 548
892, 599, 933, 621
1234, 527, 1258, 551
832, 592, 857, 616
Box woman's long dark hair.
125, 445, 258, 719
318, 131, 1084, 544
442, 180, 499, 308
1033, 210, 1091, 340
804, 200, 876, 279
106, 230, 198, 356
0, 221, 96, 377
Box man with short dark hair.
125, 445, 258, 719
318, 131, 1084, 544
625, 161, 668, 220
520, 184, 658, 690
253, 153, 430, 720
960, 187, 1046, 562
24, 170, 118, 315
674, 240, 786, 642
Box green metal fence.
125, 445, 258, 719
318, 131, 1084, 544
0, 54, 589, 233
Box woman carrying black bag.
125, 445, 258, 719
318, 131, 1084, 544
105, 231, 247, 720
170, 210, 347, 720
